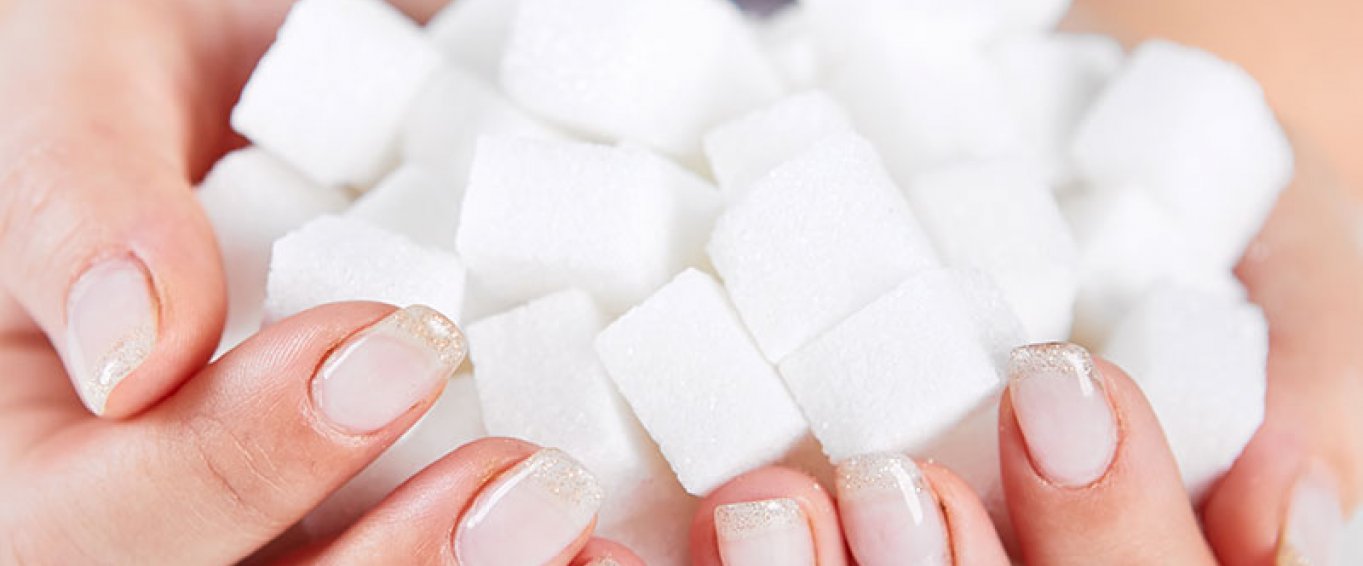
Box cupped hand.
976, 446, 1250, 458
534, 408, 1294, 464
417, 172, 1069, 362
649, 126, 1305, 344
0, 0, 1358, 563
0, 1, 640, 564
692, 152, 1363, 565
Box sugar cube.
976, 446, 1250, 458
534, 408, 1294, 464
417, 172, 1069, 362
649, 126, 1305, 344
426, 0, 519, 83
231, 0, 441, 188
401, 65, 562, 188
1071, 40, 1294, 270
806, 0, 1070, 52
467, 289, 694, 565
623, 143, 726, 273
778, 268, 1003, 462
825, 33, 1022, 183
991, 33, 1124, 186
347, 164, 461, 250
708, 133, 939, 362
756, 4, 824, 90
595, 269, 810, 495
456, 136, 720, 313
702, 91, 854, 198
266, 216, 465, 322
804, 0, 1006, 57
999, 0, 1073, 33
500, 0, 783, 159
196, 147, 349, 357
905, 160, 1078, 341
302, 373, 486, 537
954, 268, 1029, 368
1064, 187, 1246, 349
1102, 284, 1268, 501
468, 289, 654, 489
921, 397, 1009, 536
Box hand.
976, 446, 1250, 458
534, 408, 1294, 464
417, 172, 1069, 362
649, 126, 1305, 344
688, 152, 1362, 565
1204, 136, 1362, 563
0, 1, 640, 563
1066, 0, 1363, 557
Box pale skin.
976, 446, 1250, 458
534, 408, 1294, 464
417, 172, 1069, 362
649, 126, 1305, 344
0, 0, 1358, 563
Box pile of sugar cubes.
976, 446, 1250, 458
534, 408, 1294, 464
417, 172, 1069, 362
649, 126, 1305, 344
200, 0, 1291, 561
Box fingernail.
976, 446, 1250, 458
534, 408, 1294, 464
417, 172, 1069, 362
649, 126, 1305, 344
313, 305, 465, 434
836, 453, 950, 566
64, 255, 159, 415
584, 559, 621, 566
454, 448, 605, 566
714, 498, 816, 566
1008, 342, 1117, 487
1277, 466, 1343, 566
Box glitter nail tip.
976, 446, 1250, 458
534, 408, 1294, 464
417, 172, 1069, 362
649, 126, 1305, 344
1007, 342, 1118, 487
715, 498, 816, 566
836, 453, 951, 566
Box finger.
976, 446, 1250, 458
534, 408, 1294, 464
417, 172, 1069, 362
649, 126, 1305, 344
1000, 343, 1217, 563
1204, 138, 1362, 564
571, 538, 645, 566
314, 438, 605, 566
0, 0, 227, 417
5, 302, 465, 564
920, 463, 1013, 566
833, 453, 1009, 565
0, 323, 86, 470
690, 466, 847, 566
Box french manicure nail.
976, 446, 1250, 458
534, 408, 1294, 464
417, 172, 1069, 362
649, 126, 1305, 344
64, 255, 159, 415
1277, 466, 1343, 566
836, 453, 950, 566
1008, 342, 1117, 487
714, 498, 815, 566
454, 448, 605, 566
313, 305, 465, 434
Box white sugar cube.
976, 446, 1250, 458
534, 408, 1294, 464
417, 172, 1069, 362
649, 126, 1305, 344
778, 268, 1003, 462
197, 147, 349, 357
266, 216, 465, 322
905, 160, 1078, 341
231, 0, 441, 188
1072, 40, 1293, 270
826, 35, 1021, 183
426, 0, 519, 82
804, 0, 1006, 57
601, 480, 697, 566
347, 164, 461, 250
467, 289, 693, 565
303, 373, 486, 537
991, 33, 1124, 186
401, 66, 562, 188
999, 0, 1072, 33
921, 397, 1009, 535
457, 137, 721, 313
1102, 285, 1268, 501
1064, 187, 1246, 348
708, 133, 939, 362
757, 4, 823, 90
501, 0, 783, 159
595, 269, 810, 495
702, 91, 854, 198
806, 0, 1069, 53
468, 289, 655, 489
625, 143, 727, 273
955, 268, 1028, 368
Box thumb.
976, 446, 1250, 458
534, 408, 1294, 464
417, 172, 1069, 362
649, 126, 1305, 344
0, 0, 227, 417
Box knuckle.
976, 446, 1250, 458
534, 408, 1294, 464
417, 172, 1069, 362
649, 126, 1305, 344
0, 135, 90, 283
